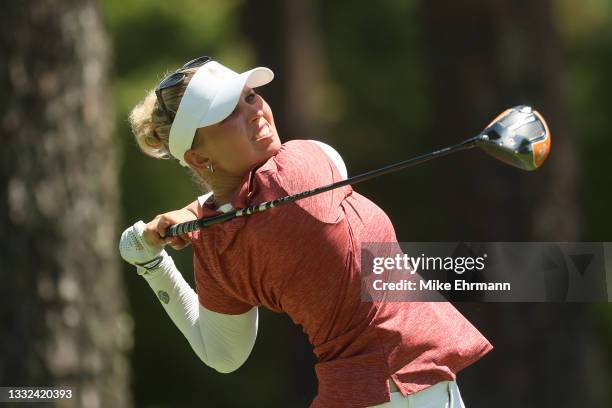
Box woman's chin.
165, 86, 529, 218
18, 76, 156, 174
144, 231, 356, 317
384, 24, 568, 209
261, 135, 281, 153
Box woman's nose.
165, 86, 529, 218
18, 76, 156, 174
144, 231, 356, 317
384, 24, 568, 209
248, 104, 264, 123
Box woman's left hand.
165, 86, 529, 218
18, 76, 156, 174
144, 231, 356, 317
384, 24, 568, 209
146, 209, 198, 250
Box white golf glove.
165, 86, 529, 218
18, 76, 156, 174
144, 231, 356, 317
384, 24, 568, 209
119, 221, 168, 274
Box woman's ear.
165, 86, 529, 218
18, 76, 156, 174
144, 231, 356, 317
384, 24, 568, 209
184, 149, 210, 170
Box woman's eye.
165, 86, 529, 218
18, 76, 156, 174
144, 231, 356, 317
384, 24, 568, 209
219, 91, 256, 125
245, 91, 256, 103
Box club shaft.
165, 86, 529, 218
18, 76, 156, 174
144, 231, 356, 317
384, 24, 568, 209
165, 138, 478, 237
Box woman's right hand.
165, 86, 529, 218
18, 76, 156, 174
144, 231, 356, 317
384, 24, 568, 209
143, 208, 198, 251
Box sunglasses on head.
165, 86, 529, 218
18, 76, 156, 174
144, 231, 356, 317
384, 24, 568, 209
155, 56, 212, 120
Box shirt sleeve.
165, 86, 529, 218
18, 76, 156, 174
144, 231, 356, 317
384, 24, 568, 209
311, 140, 348, 180
262, 139, 351, 224
193, 244, 255, 315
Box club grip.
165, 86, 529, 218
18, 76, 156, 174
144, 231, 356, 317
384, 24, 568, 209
165, 219, 200, 237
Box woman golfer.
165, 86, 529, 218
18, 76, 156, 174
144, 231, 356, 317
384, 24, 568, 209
119, 56, 492, 408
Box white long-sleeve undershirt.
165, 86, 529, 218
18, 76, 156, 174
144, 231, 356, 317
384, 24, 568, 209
139, 256, 258, 374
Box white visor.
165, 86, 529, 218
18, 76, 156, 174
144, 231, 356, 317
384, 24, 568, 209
168, 60, 274, 166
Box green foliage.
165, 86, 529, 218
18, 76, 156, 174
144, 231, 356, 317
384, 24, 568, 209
320, 0, 430, 163
557, 0, 612, 239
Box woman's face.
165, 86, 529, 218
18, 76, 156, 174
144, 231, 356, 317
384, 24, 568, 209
191, 87, 281, 176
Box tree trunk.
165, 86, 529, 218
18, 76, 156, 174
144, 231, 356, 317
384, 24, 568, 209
421, 1, 607, 407
0, 1, 131, 407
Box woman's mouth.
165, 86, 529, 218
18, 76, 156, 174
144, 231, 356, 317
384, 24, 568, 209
253, 122, 273, 141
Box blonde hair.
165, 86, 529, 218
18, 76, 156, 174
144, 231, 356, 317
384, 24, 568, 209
129, 68, 212, 193
128, 68, 198, 160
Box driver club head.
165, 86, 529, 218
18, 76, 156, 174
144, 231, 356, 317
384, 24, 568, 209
475, 105, 551, 171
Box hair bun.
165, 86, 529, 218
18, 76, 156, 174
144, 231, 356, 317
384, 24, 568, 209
129, 91, 172, 159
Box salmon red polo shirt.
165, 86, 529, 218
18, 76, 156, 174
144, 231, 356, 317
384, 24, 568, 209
191, 140, 493, 407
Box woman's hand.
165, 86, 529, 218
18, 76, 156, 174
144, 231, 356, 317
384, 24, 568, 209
143, 208, 198, 250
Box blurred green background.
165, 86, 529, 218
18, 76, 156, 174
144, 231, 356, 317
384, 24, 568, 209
106, 0, 612, 406
2, 0, 612, 407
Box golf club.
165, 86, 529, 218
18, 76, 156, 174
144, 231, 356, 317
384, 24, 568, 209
165, 105, 550, 237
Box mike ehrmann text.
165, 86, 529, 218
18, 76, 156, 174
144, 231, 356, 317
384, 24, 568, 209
372, 279, 511, 291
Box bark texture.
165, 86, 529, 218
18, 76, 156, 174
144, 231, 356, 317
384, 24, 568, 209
0, 1, 131, 407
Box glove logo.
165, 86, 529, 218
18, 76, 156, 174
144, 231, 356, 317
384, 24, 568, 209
157, 290, 170, 304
